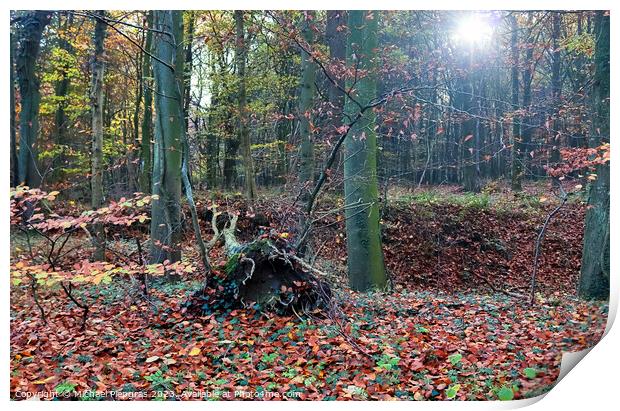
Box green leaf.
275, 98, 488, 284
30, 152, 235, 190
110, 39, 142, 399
497, 386, 514, 401
445, 384, 460, 399
55, 381, 77, 395
448, 353, 462, 366
523, 367, 537, 379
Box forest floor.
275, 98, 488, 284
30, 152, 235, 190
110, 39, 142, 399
10, 182, 608, 400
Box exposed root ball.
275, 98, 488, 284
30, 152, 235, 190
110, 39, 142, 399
196, 240, 331, 315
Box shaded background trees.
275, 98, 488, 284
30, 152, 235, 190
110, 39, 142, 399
8, 9, 609, 299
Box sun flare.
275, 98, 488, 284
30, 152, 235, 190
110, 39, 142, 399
453, 14, 493, 44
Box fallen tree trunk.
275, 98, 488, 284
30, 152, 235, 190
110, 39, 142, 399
191, 213, 331, 315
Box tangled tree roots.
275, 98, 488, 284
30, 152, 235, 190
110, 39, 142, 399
188, 213, 331, 316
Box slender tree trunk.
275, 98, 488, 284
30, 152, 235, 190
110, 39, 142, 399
462, 45, 480, 192
90, 11, 106, 261
326, 10, 347, 123
510, 14, 522, 190
550, 12, 562, 187
127, 42, 142, 194
10, 29, 18, 187
223, 112, 239, 188
150, 10, 184, 264
183, 11, 195, 133
520, 29, 534, 185
139, 11, 154, 194
234, 10, 257, 201
343, 10, 387, 292
579, 11, 609, 300
205, 54, 225, 189
206, 58, 220, 189
16, 11, 50, 187
298, 11, 317, 195
53, 12, 74, 150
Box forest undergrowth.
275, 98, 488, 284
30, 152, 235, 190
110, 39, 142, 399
10, 183, 608, 400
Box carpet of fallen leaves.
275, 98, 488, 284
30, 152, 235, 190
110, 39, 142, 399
10, 184, 608, 401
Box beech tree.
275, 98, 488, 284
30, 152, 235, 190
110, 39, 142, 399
298, 11, 317, 193
342, 10, 387, 291
15, 11, 51, 187
150, 10, 184, 263
579, 11, 609, 300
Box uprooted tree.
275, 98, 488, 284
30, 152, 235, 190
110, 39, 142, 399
191, 210, 331, 315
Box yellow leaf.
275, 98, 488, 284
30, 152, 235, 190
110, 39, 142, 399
145, 356, 160, 363
188, 347, 201, 356
539, 196, 548, 203
33, 376, 56, 384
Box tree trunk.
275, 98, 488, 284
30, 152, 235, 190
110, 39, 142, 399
90, 11, 106, 261
139, 11, 154, 194
343, 10, 387, 292
10, 28, 18, 187
549, 12, 562, 188
128, 20, 144, 195
16, 11, 51, 187
520, 26, 534, 185
298, 11, 317, 194
326, 10, 347, 124
206, 59, 220, 189
53, 12, 74, 151
461, 45, 480, 193
183, 11, 195, 133
234, 10, 257, 201
150, 10, 184, 264
510, 14, 522, 190
579, 11, 609, 300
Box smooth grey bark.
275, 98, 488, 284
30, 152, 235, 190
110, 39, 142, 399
343, 10, 387, 292
150, 10, 184, 264
298, 11, 317, 193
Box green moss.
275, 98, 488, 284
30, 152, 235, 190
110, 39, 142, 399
392, 190, 490, 210
224, 253, 241, 276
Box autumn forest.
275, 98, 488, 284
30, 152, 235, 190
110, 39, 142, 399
9, 9, 610, 401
